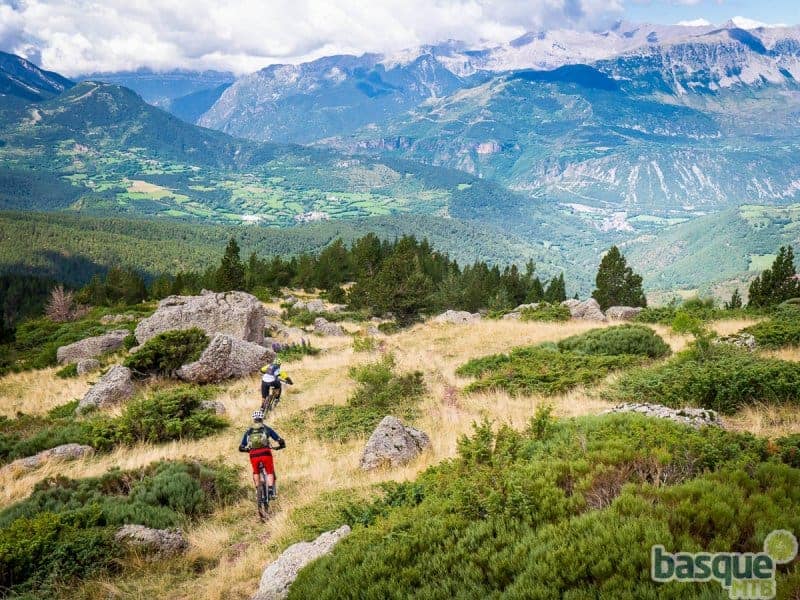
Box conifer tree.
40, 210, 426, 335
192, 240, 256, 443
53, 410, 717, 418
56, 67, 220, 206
591, 246, 646, 310
216, 238, 245, 291
544, 273, 566, 303
748, 246, 800, 307
724, 288, 743, 310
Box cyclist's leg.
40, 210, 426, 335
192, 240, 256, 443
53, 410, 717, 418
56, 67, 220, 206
263, 452, 275, 488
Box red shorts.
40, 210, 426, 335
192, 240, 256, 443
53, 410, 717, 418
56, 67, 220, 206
249, 450, 274, 476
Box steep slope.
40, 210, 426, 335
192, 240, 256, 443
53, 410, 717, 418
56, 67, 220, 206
0, 51, 73, 102
166, 83, 232, 123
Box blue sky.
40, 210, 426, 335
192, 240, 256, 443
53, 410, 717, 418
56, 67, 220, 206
626, 0, 798, 26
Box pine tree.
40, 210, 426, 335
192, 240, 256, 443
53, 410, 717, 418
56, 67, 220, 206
216, 238, 245, 291
591, 246, 646, 310
724, 288, 743, 310
748, 246, 800, 307
544, 273, 566, 303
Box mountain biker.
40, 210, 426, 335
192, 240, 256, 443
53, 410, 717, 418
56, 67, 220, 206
239, 410, 285, 497
260, 359, 293, 405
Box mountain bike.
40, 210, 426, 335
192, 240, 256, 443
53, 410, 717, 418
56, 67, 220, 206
255, 443, 283, 521
261, 378, 293, 414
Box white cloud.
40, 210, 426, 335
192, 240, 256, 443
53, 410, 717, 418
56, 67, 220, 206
0, 0, 623, 76
676, 18, 712, 26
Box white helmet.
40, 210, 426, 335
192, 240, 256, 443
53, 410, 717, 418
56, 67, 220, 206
252, 410, 264, 421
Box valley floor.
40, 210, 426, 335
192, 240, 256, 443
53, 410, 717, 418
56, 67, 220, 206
0, 315, 796, 599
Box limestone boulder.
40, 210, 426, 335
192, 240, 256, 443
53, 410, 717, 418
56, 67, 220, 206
432, 310, 481, 324
1, 443, 95, 474
115, 525, 188, 556
313, 317, 345, 336
134, 290, 266, 345
360, 416, 430, 470
56, 329, 129, 364
176, 333, 274, 384
562, 298, 607, 321
252, 526, 351, 600
77, 365, 134, 413
76, 358, 101, 375
606, 306, 643, 321
605, 403, 723, 429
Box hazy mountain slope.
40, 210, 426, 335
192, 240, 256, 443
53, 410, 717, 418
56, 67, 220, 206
0, 51, 73, 102
166, 83, 232, 123
78, 69, 235, 107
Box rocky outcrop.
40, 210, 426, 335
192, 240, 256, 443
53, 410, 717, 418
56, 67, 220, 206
562, 299, 607, 321
605, 403, 723, 428
56, 329, 129, 364
76, 358, 101, 375
199, 400, 227, 415
432, 310, 481, 324
313, 317, 345, 336
1, 443, 95, 474
99, 313, 137, 325
114, 525, 188, 556
134, 290, 266, 345
77, 365, 134, 413
360, 416, 431, 470
605, 306, 643, 321
175, 333, 274, 384
252, 526, 351, 600
714, 332, 757, 351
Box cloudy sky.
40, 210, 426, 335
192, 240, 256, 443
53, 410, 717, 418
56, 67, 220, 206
0, 0, 797, 76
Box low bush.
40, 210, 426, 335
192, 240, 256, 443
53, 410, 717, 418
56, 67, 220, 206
276, 342, 321, 362
287, 415, 799, 599
287, 356, 424, 442
636, 297, 754, 326
775, 434, 800, 468
557, 324, 671, 358
55, 363, 78, 378
352, 335, 377, 352
124, 328, 209, 377
457, 345, 642, 396
607, 345, 800, 414
519, 303, 571, 322
0, 460, 243, 594
0, 386, 226, 464
743, 307, 800, 349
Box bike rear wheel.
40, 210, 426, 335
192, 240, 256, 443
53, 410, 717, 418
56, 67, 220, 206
257, 464, 269, 520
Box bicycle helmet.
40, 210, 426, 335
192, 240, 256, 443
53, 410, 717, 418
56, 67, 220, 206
252, 409, 265, 421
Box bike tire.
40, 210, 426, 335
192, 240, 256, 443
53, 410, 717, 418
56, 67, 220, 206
257, 464, 270, 519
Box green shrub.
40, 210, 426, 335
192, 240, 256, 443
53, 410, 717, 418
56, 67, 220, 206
55, 363, 78, 378
0, 460, 243, 594
277, 342, 321, 362
743, 309, 800, 349
607, 345, 800, 414
377, 321, 399, 335
457, 345, 642, 396
0, 386, 226, 464
775, 434, 800, 468
519, 303, 570, 322
287, 414, 797, 599
352, 335, 377, 352
124, 328, 209, 377
557, 325, 671, 358
290, 356, 424, 442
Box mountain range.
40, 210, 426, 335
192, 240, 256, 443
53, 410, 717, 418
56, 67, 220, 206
2, 20, 800, 296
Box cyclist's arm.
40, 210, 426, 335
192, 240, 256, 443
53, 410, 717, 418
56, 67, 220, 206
267, 426, 286, 448
238, 429, 251, 452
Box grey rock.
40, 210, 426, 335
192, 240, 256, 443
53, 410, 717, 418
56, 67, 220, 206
605, 403, 723, 429
252, 526, 351, 600
284, 295, 299, 305
562, 298, 607, 321
176, 333, 274, 384
115, 525, 188, 556
714, 332, 757, 351
502, 312, 521, 320
134, 291, 266, 345
76, 358, 101, 375
77, 365, 134, 413
360, 416, 431, 470
199, 400, 227, 415
1, 443, 95, 473
99, 313, 137, 325
606, 306, 643, 321
313, 317, 345, 336
432, 310, 481, 324
56, 329, 129, 364
514, 302, 540, 311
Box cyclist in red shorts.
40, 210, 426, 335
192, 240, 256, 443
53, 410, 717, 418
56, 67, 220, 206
238, 410, 285, 498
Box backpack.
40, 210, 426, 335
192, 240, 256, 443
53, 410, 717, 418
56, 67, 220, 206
248, 426, 270, 449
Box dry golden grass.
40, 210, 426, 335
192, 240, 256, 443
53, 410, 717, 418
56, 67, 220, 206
0, 367, 93, 417
764, 346, 800, 362
725, 405, 800, 438
0, 315, 788, 599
